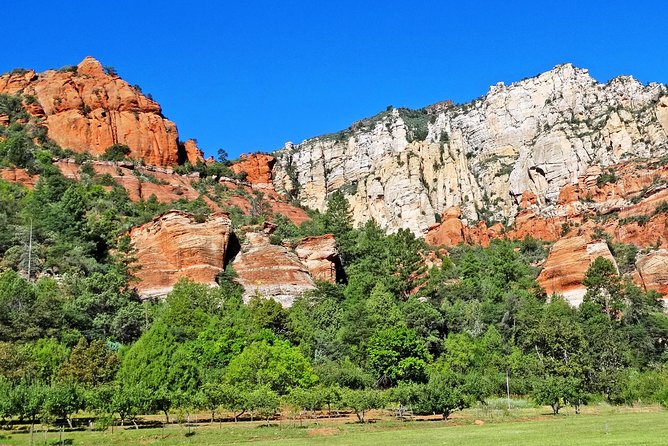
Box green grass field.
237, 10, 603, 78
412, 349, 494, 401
1, 405, 666, 445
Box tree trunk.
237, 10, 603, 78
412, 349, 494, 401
163, 410, 170, 424
66, 417, 73, 429
211, 411, 215, 424
234, 409, 245, 422
356, 410, 365, 423
132, 419, 139, 430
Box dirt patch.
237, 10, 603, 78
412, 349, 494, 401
308, 427, 339, 437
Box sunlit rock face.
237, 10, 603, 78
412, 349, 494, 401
0, 56, 202, 166
274, 64, 668, 236
129, 211, 232, 300
537, 236, 619, 306
232, 231, 316, 308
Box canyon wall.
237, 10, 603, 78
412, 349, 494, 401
273, 64, 668, 236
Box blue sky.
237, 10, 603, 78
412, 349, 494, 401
2, 1, 666, 159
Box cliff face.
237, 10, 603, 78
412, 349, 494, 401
0, 57, 201, 166
537, 236, 619, 306
129, 211, 232, 299
273, 64, 668, 236
232, 230, 341, 307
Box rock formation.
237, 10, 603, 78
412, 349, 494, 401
295, 234, 340, 282
129, 211, 231, 299
425, 206, 466, 246
635, 250, 668, 306
273, 64, 668, 236
537, 236, 619, 306
0, 57, 199, 166
231, 153, 276, 188
232, 229, 316, 307
0, 168, 38, 188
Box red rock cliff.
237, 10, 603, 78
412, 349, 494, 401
0, 57, 199, 166
231, 153, 276, 188
129, 211, 232, 299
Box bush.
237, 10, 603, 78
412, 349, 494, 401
653, 201, 668, 215
619, 214, 650, 227
596, 169, 618, 187
101, 144, 131, 161
57, 65, 78, 74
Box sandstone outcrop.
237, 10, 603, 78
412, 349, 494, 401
129, 211, 231, 299
537, 236, 618, 306
425, 206, 466, 246
0, 57, 198, 166
231, 153, 276, 188
183, 139, 204, 164
274, 65, 668, 236
635, 250, 668, 304
232, 230, 316, 307
0, 168, 37, 188
295, 234, 340, 282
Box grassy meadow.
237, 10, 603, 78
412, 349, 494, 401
1, 403, 665, 446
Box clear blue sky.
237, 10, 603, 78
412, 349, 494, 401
2, 1, 666, 159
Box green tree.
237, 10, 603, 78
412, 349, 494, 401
416, 368, 472, 420
583, 257, 622, 319
44, 382, 84, 428
366, 326, 430, 386
224, 339, 317, 394
531, 375, 581, 415
341, 388, 386, 423
246, 385, 279, 425
58, 338, 119, 386
101, 144, 131, 161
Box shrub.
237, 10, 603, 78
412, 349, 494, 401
596, 169, 618, 187
619, 214, 650, 226
653, 201, 668, 215
57, 65, 78, 74
103, 66, 118, 76
101, 144, 131, 161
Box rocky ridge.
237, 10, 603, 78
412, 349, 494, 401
273, 64, 668, 236
4, 58, 668, 306
0, 57, 202, 166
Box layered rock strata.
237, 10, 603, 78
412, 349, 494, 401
232, 230, 316, 307
635, 250, 668, 306
129, 211, 232, 299
0, 57, 202, 166
537, 236, 619, 306
274, 64, 668, 236
295, 234, 340, 283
